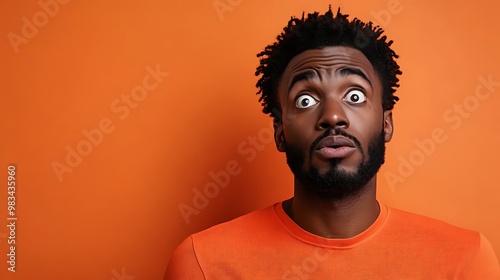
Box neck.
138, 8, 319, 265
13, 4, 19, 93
284, 176, 380, 239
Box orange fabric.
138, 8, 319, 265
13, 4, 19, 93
165, 202, 500, 279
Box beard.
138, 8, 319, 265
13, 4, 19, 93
285, 127, 386, 201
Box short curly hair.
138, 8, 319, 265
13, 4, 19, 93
255, 6, 402, 121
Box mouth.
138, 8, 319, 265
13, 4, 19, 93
314, 136, 356, 160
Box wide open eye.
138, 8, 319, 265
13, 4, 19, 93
296, 94, 318, 109
344, 89, 367, 104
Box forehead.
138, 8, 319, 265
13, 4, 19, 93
278, 46, 380, 90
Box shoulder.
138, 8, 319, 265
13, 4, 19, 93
165, 204, 280, 279
387, 206, 478, 239
164, 236, 204, 279
386, 206, 473, 234
192, 203, 280, 244
385, 205, 481, 253
385, 206, 500, 278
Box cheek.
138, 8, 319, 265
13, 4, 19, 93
283, 122, 308, 146
346, 109, 384, 144
282, 112, 316, 147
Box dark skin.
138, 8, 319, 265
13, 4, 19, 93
274, 46, 394, 238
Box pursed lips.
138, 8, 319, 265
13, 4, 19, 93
314, 136, 356, 159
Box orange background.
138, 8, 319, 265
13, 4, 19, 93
1, 0, 499, 279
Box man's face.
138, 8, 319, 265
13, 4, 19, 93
274, 46, 393, 200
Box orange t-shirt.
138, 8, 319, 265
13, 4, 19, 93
165, 202, 500, 279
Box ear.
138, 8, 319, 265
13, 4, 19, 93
274, 119, 286, 152
383, 110, 394, 142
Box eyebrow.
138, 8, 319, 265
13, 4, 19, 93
338, 67, 372, 89
288, 70, 319, 93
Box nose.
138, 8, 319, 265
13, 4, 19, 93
316, 98, 349, 130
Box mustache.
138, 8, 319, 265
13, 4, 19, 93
310, 128, 362, 154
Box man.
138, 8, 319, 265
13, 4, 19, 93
165, 7, 500, 279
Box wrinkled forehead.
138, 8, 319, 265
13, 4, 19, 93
278, 46, 381, 93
